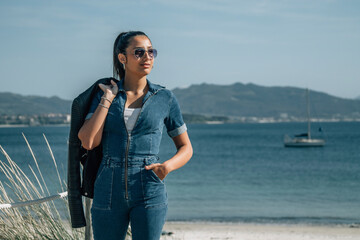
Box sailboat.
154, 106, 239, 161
284, 89, 325, 147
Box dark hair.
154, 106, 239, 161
113, 31, 149, 80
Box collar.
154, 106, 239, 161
117, 78, 165, 94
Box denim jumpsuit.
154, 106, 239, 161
85, 79, 187, 240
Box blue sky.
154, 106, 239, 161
0, 0, 359, 100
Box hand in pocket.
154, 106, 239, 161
145, 163, 169, 180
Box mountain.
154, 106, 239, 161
172, 83, 360, 119
1, 83, 359, 120
0, 92, 72, 115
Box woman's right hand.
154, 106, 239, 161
98, 80, 119, 101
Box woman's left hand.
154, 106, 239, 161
145, 163, 169, 180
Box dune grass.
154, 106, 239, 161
0, 134, 84, 240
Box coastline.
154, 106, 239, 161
161, 221, 360, 240
0, 124, 70, 128
1, 119, 360, 128
0, 124, 30, 128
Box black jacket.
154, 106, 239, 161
67, 77, 118, 228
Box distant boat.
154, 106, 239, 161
284, 89, 325, 147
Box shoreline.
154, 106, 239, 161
0, 124, 70, 128
1, 120, 360, 128
161, 221, 360, 240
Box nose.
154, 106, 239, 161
143, 51, 152, 59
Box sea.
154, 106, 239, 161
0, 122, 359, 226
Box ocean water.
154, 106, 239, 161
0, 122, 359, 225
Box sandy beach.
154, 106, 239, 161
160, 221, 360, 240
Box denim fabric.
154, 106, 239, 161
86, 79, 186, 240
85, 79, 187, 144
91, 156, 167, 240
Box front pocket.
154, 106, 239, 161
92, 166, 114, 210
141, 167, 166, 195
150, 169, 165, 184
141, 167, 168, 209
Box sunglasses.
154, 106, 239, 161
133, 48, 158, 59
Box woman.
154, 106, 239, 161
78, 31, 193, 240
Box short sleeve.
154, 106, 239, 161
164, 93, 187, 138
84, 90, 102, 120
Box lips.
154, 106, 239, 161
140, 63, 151, 68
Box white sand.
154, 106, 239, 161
161, 221, 360, 240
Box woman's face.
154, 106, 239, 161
119, 35, 155, 78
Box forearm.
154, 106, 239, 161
78, 94, 112, 149
163, 141, 193, 174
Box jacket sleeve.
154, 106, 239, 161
67, 98, 86, 228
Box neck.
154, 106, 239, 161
123, 74, 148, 93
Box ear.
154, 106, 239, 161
118, 53, 126, 65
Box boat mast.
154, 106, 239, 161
306, 88, 311, 140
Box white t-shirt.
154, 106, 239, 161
124, 108, 141, 132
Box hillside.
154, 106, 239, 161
172, 83, 360, 119
0, 92, 72, 115
1, 83, 359, 120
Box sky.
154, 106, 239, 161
0, 0, 359, 100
